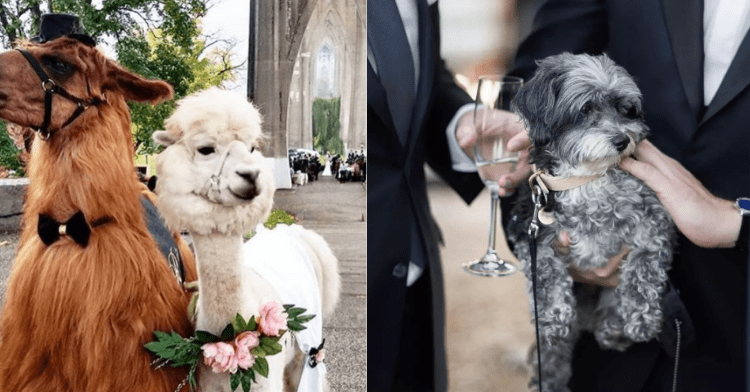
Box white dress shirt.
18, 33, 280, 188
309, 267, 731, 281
704, 0, 750, 105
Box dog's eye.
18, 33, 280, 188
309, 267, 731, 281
581, 102, 594, 115
618, 103, 641, 120
626, 106, 640, 120
197, 146, 216, 155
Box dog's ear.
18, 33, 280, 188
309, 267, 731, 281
511, 56, 570, 146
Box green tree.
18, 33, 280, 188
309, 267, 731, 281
0, 0, 240, 156
312, 97, 343, 156
0, 121, 23, 176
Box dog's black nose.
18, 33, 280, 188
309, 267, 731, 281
611, 134, 630, 152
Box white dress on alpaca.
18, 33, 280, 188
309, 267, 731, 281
243, 224, 326, 392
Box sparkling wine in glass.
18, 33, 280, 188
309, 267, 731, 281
463, 75, 523, 277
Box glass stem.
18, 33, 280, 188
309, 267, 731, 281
487, 189, 499, 254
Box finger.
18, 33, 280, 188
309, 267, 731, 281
497, 149, 531, 186
619, 157, 667, 192
507, 128, 531, 152
456, 124, 476, 149
558, 231, 571, 247
552, 231, 571, 255
633, 140, 673, 174
593, 246, 629, 277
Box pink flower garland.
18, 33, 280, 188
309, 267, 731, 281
201, 302, 286, 374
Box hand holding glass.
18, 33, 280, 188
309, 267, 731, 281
463, 75, 523, 277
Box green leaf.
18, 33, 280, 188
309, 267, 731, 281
220, 323, 236, 341
230, 372, 242, 391
254, 357, 269, 378
259, 337, 283, 356
241, 369, 255, 392
286, 307, 306, 318
295, 314, 316, 323
195, 330, 219, 344
247, 316, 257, 331
233, 313, 248, 332
250, 345, 267, 358
287, 321, 306, 332
154, 330, 172, 341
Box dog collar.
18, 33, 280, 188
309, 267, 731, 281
529, 167, 603, 225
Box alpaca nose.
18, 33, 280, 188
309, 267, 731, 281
611, 134, 630, 152
237, 169, 259, 183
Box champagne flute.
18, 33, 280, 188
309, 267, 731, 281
463, 75, 523, 277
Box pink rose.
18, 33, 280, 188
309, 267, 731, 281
257, 301, 288, 336
314, 348, 326, 364
202, 342, 239, 373
235, 331, 260, 351
235, 345, 256, 370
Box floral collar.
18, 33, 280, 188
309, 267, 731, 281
145, 301, 315, 392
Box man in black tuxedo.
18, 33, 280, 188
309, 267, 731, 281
502, 0, 750, 390
367, 0, 527, 390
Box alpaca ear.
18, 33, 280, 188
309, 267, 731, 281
153, 130, 180, 147
104, 62, 174, 104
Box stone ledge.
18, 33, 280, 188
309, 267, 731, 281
0, 178, 28, 233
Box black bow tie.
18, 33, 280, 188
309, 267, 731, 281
38, 211, 92, 247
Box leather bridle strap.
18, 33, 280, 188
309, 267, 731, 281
16, 49, 103, 139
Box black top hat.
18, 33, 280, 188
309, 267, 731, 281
30, 14, 96, 47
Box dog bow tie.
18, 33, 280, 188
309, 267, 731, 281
38, 211, 92, 247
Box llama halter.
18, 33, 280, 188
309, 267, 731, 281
16, 49, 104, 140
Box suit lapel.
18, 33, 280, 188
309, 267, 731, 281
368, 62, 405, 156
701, 30, 750, 125
405, 0, 435, 160
661, 0, 704, 122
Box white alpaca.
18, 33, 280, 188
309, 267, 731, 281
153, 87, 340, 392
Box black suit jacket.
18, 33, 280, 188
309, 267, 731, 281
510, 0, 749, 390
367, 1, 484, 391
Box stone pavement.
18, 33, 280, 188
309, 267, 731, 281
0, 175, 367, 392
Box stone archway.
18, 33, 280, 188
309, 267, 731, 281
255, 0, 365, 189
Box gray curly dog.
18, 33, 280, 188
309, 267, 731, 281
508, 53, 675, 392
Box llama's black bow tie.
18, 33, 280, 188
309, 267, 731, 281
38, 211, 92, 247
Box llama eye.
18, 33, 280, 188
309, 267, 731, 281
197, 146, 215, 155
42, 56, 74, 75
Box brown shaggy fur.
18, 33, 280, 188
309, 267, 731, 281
0, 38, 197, 391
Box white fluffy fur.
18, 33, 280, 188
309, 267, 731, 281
154, 87, 341, 392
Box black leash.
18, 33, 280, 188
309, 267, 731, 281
528, 184, 546, 392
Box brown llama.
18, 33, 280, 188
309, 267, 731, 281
0, 35, 198, 391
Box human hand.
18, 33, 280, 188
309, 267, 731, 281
555, 231, 626, 288
456, 108, 532, 196
619, 140, 741, 248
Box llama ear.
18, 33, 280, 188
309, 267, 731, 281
153, 130, 180, 147
104, 62, 174, 104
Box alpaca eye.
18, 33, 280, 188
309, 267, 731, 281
250, 146, 256, 153
197, 146, 215, 155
